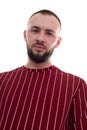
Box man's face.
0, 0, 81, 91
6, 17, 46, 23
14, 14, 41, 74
24, 13, 61, 63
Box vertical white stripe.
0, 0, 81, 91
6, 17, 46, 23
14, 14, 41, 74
73, 78, 80, 97
3, 70, 24, 130
16, 72, 34, 130
79, 89, 83, 130
45, 69, 58, 130
0, 72, 9, 91
53, 71, 63, 130
10, 71, 29, 130
78, 89, 82, 117
80, 118, 83, 130
59, 74, 69, 129
82, 83, 87, 105
68, 75, 75, 129
73, 98, 76, 130
24, 71, 44, 130
73, 78, 81, 130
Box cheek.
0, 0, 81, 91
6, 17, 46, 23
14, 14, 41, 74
27, 33, 37, 44
47, 38, 57, 48
26, 34, 34, 44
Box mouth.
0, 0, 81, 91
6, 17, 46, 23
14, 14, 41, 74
33, 44, 47, 52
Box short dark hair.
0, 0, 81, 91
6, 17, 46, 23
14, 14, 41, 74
30, 9, 61, 29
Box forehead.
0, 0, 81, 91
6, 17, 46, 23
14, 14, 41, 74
28, 13, 60, 31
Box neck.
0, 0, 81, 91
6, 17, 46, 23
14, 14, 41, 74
25, 59, 53, 69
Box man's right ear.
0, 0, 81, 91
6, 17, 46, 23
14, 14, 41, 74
23, 30, 27, 41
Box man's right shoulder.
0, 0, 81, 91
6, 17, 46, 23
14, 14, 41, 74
0, 66, 24, 78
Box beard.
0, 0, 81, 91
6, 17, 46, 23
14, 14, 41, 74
27, 44, 54, 63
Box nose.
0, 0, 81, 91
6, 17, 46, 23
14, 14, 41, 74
36, 32, 45, 43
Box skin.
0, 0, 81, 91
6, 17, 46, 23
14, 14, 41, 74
24, 13, 62, 69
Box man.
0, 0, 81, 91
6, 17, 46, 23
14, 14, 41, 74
0, 9, 87, 130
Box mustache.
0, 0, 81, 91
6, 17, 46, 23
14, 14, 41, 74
32, 42, 47, 49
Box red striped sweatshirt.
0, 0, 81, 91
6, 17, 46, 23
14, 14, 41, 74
0, 65, 87, 130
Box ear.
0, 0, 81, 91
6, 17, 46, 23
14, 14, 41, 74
23, 30, 27, 41
55, 37, 62, 48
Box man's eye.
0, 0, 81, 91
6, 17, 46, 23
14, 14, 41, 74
31, 29, 39, 33
46, 32, 53, 36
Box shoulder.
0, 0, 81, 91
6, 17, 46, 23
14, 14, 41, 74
54, 66, 87, 90
0, 66, 24, 79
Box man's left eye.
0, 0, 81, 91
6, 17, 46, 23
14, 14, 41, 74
46, 32, 53, 36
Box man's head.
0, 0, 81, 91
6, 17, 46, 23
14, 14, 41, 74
24, 9, 62, 63
29, 9, 61, 30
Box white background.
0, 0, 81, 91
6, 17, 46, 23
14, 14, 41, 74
0, 0, 87, 82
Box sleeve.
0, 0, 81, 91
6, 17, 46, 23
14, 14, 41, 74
69, 78, 87, 130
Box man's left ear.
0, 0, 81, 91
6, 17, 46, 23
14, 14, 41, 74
55, 37, 62, 48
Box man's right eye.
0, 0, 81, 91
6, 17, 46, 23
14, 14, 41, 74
31, 29, 39, 33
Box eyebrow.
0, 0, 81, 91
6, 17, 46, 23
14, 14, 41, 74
46, 29, 55, 34
30, 26, 40, 30
30, 26, 55, 34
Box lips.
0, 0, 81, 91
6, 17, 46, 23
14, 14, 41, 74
32, 43, 47, 51
33, 45, 45, 51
